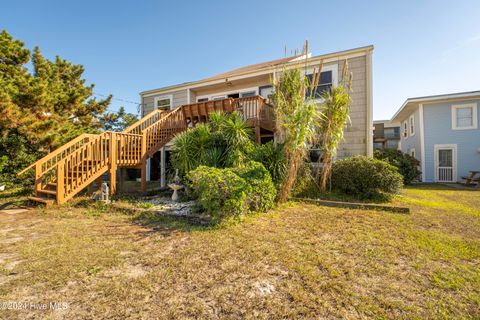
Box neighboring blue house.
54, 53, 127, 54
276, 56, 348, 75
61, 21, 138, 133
391, 91, 480, 183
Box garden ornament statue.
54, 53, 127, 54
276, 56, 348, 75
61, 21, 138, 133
101, 182, 110, 203
168, 169, 183, 202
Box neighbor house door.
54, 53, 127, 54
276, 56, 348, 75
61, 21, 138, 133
434, 144, 457, 182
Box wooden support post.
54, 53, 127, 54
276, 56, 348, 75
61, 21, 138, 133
96, 176, 102, 191
56, 161, 65, 205
34, 163, 42, 196
160, 147, 166, 189
120, 168, 125, 193
109, 132, 117, 195
141, 133, 147, 193
255, 122, 261, 144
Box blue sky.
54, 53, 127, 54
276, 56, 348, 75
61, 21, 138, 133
1, 0, 480, 120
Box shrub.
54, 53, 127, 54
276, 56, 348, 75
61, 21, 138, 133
331, 156, 403, 200
249, 141, 287, 187
233, 161, 276, 212
187, 166, 249, 223
187, 161, 276, 223
171, 112, 253, 177
374, 149, 421, 185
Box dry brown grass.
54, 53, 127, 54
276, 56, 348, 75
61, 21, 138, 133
0, 184, 479, 319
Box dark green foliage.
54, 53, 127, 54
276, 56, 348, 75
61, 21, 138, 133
171, 112, 253, 177
374, 149, 421, 185
250, 141, 287, 187
188, 161, 276, 223
0, 133, 38, 187
331, 156, 403, 200
100, 106, 138, 132
188, 166, 249, 223
0, 30, 113, 179
232, 161, 276, 212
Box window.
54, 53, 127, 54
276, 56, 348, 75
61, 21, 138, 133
154, 95, 172, 111
386, 140, 399, 149
403, 121, 408, 137
212, 95, 226, 100
452, 103, 477, 130
409, 115, 415, 136
259, 85, 273, 99
240, 91, 256, 98
409, 148, 416, 158
306, 71, 333, 99
197, 98, 208, 102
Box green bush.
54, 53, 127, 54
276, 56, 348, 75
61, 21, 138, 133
374, 149, 420, 185
331, 156, 403, 200
249, 141, 287, 187
171, 112, 253, 177
188, 166, 249, 222
187, 161, 276, 223
233, 161, 276, 212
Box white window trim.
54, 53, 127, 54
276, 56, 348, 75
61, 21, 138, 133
403, 120, 408, 138
409, 114, 415, 136
409, 148, 415, 158
434, 144, 457, 182
305, 64, 338, 103
196, 87, 259, 102
451, 103, 478, 130
154, 94, 173, 110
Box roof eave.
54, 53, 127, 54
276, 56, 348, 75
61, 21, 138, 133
140, 45, 374, 96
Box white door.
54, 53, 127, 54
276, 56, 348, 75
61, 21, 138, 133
434, 144, 457, 182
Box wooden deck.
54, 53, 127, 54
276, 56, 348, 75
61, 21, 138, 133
19, 96, 275, 205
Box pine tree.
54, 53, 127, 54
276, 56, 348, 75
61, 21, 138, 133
0, 30, 112, 185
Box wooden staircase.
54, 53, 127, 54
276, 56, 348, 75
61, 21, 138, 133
19, 96, 274, 205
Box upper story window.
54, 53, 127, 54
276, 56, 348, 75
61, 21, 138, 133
403, 121, 408, 138
452, 103, 478, 130
409, 115, 415, 136
306, 71, 333, 99
240, 91, 256, 98
154, 95, 172, 111
259, 85, 273, 100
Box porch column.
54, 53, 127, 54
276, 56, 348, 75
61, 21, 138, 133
146, 158, 151, 181
160, 147, 166, 188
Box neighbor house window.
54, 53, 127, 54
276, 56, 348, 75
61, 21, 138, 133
154, 95, 172, 111
197, 98, 208, 102
410, 148, 416, 158
306, 70, 333, 99
409, 115, 415, 136
403, 121, 408, 137
452, 103, 477, 130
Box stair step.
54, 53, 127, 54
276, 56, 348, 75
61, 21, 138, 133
47, 182, 57, 188
38, 189, 57, 196
28, 196, 54, 206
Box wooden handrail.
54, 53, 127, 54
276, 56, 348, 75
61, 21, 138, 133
123, 109, 167, 134
24, 95, 276, 205
17, 133, 95, 176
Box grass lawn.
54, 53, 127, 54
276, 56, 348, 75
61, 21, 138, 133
0, 184, 479, 319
